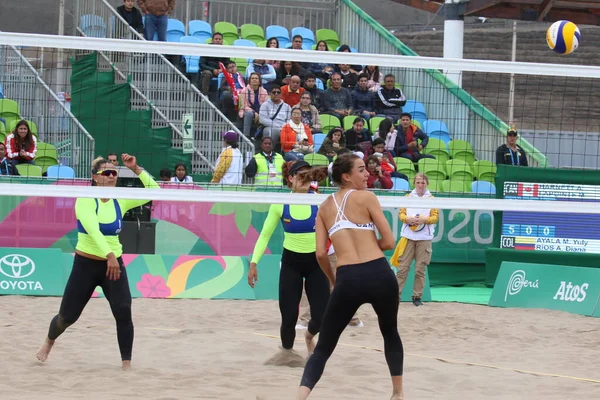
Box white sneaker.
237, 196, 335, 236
295, 323, 308, 330
348, 321, 364, 328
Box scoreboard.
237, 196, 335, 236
500, 182, 600, 254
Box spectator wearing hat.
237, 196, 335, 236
211, 131, 244, 185
496, 128, 528, 166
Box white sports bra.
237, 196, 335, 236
328, 189, 375, 236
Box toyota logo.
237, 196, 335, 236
0, 254, 36, 279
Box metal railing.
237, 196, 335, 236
338, 0, 547, 168
0, 44, 95, 177
74, 0, 255, 174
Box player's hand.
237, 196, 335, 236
121, 153, 138, 170
248, 262, 258, 288
106, 253, 121, 281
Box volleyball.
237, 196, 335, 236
546, 20, 581, 55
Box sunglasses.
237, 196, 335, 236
96, 169, 118, 177
271, 90, 281, 94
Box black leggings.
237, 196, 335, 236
279, 248, 330, 349
47, 254, 134, 361
300, 257, 404, 390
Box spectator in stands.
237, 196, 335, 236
245, 136, 284, 186
303, 73, 324, 112
117, 0, 144, 35
238, 72, 269, 139
137, 0, 174, 42
107, 153, 119, 166
309, 40, 334, 84
379, 118, 398, 154
366, 155, 393, 189
258, 84, 292, 150
496, 128, 528, 166
265, 37, 280, 70
246, 59, 276, 89
281, 75, 305, 106
334, 45, 362, 74
211, 131, 244, 185
394, 113, 434, 162
219, 60, 246, 120
376, 74, 406, 120
361, 65, 382, 92
322, 72, 353, 120
344, 117, 371, 153
365, 138, 408, 181
199, 32, 230, 95
339, 64, 358, 89
275, 61, 305, 87
292, 92, 322, 135
318, 127, 346, 161
291, 35, 304, 50
352, 73, 377, 121
5, 120, 37, 167
280, 108, 314, 161
159, 168, 172, 182
0, 143, 17, 175
171, 163, 193, 184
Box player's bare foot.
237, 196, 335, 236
122, 360, 132, 370
36, 337, 55, 362
305, 330, 316, 355
390, 390, 404, 400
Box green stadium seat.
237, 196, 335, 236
316, 29, 340, 51
472, 160, 497, 182
440, 179, 470, 193
412, 119, 422, 130
34, 142, 59, 174
423, 137, 450, 164
0, 99, 20, 119
304, 153, 329, 166
446, 159, 473, 183
214, 21, 239, 43
369, 116, 387, 134
16, 163, 42, 177
232, 57, 249, 71
427, 179, 443, 193
418, 158, 447, 181
449, 139, 476, 164
240, 23, 265, 45
393, 157, 416, 183
257, 40, 267, 48
320, 114, 342, 134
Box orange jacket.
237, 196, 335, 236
280, 123, 313, 153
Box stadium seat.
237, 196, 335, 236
180, 36, 202, 73
316, 29, 340, 50
16, 163, 42, 177
233, 39, 257, 47
422, 119, 451, 145
393, 157, 416, 183
240, 24, 265, 45
266, 25, 290, 47
446, 159, 473, 182
320, 114, 342, 134
472, 160, 497, 182
423, 137, 450, 164
403, 100, 427, 121
343, 116, 366, 131
166, 19, 185, 42
449, 139, 476, 165
0, 99, 20, 128
391, 177, 410, 191
214, 21, 239, 43
46, 165, 75, 179
80, 14, 107, 38
315, 78, 324, 90
418, 158, 447, 181
369, 116, 387, 135
427, 179, 442, 193
232, 57, 249, 71
34, 142, 59, 174
412, 119, 422, 130
312, 133, 326, 152
471, 180, 496, 195
291, 27, 315, 48
304, 153, 329, 166
0, 83, 4, 98
189, 20, 212, 42
441, 179, 470, 193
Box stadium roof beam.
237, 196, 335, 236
389, 0, 600, 25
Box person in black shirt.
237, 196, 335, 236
117, 0, 144, 35
496, 128, 528, 166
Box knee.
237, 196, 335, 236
112, 303, 132, 323
57, 313, 78, 328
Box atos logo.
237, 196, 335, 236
0, 254, 36, 279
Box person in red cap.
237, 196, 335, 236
211, 131, 244, 185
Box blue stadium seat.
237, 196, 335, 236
423, 120, 451, 145
0, 84, 3, 99
403, 100, 427, 121
312, 133, 326, 152
166, 19, 185, 42
180, 36, 202, 73
233, 39, 257, 47
315, 78, 324, 90
266, 25, 290, 47
471, 180, 496, 194
80, 14, 107, 38
189, 20, 212, 42
391, 177, 410, 191
46, 165, 76, 179
291, 27, 315, 48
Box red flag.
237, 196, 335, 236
219, 62, 239, 106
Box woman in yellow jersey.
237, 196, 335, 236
248, 160, 331, 360
36, 154, 159, 369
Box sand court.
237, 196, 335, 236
1, 296, 599, 399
